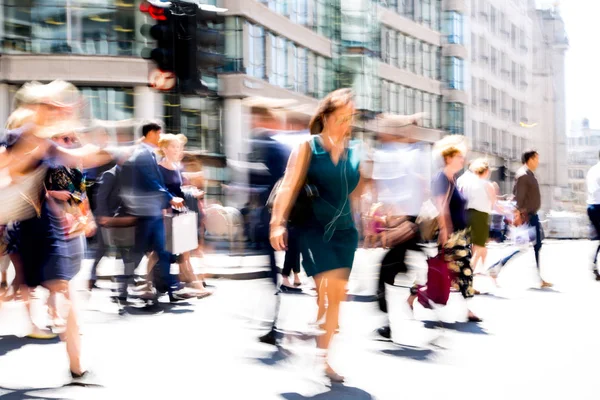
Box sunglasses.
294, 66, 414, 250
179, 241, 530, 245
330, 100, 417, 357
58, 136, 77, 144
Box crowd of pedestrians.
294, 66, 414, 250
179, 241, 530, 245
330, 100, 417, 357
0, 81, 584, 386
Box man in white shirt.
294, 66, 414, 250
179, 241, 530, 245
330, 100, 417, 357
586, 153, 600, 280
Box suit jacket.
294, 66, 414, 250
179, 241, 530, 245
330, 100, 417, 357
120, 143, 173, 217
95, 165, 123, 218
247, 131, 291, 205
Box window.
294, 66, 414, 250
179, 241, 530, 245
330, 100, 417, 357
398, 85, 406, 114
511, 61, 517, 86
2, 0, 137, 56
267, 0, 288, 16
479, 36, 488, 63
247, 23, 266, 79
471, 120, 478, 143
290, 0, 309, 26
224, 17, 243, 72
435, 47, 442, 79
520, 101, 527, 123
512, 98, 518, 123
81, 87, 134, 121
423, 43, 432, 78
471, 33, 477, 62
471, 77, 477, 104
490, 6, 497, 33
415, 90, 423, 115
491, 87, 497, 114
390, 83, 399, 113
400, 0, 415, 20
443, 11, 464, 44
432, 95, 441, 129
406, 88, 415, 114
479, 122, 488, 148
520, 65, 527, 88
422, 0, 432, 28
471, 0, 477, 17
423, 92, 432, 128
492, 128, 499, 153
490, 47, 497, 74
397, 33, 406, 69
406, 36, 416, 73
381, 27, 391, 64
414, 41, 423, 75
519, 28, 527, 52
444, 57, 464, 90
381, 81, 390, 112
177, 97, 223, 155
389, 30, 398, 67
511, 24, 517, 49
445, 103, 465, 134
478, 79, 488, 107
269, 34, 287, 88
294, 46, 309, 93
501, 52, 509, 75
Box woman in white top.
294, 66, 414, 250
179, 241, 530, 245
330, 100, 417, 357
459, 159, 496, 273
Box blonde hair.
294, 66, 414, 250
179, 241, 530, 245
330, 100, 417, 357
157, 133, 187, 157
309, 88, 354, 135
5, 107, 37, 130
469, 158, 490, 176
441, 146, 462, 164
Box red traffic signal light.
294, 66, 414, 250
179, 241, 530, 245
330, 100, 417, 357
139, 1, 167, 21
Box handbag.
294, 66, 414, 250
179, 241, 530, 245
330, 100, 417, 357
165, 211, 199, 254
266, 140, 318, 227
416, 254, 451, 309
379, 216, 418, 248
416, 180, 453, 242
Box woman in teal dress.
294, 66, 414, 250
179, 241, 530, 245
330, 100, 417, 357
270, 89, 368, 383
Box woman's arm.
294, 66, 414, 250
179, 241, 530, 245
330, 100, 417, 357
269, 141, 311, 251
53, 144, 131, 169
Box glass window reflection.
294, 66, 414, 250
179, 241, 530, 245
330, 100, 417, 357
2, 0, 138, 56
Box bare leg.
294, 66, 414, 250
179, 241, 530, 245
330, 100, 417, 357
316, 268, 349, 382
314, 275, 327, 325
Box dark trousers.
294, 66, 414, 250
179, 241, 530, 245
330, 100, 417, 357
377, 217, 420, 314
282, 227, 300, 277
132, 216, 178, 294
529, 213, 543, 270
588, 205, 600, 269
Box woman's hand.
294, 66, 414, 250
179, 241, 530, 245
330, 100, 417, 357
49, 190, 72, 202
270, 224, 288, 251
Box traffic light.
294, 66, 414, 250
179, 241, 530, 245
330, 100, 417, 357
140, 1, 175, 74
179, 3, 227, 95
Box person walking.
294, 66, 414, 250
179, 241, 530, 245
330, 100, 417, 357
120, 122, 187, 302
586, 151, 600, 280
270, 88, 370, 382
513, 150, 552, 288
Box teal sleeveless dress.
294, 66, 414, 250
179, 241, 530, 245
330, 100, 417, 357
298, 136, 361, 277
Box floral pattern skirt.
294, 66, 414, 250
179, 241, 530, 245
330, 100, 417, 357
443, 228, 474, 299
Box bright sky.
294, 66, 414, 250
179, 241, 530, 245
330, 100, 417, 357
547, 0, 600, 130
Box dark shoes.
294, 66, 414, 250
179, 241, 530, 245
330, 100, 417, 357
377, 326, 392, 340
259, 329, 278, 346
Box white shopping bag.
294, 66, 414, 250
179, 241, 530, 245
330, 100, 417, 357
165, 212, 199, 254
508, 224, 536, 248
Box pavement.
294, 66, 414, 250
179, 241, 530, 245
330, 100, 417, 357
1, 240, 600, 399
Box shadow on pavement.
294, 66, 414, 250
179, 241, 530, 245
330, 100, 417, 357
380, 344, 434, 361
527, 288, 561, 294
255, 347, 292, 366
0, 335, 61, 358
346, 294, 377, 303
0, 387, 62, 400
422, 321, 488, 335
281, 386, 373, 400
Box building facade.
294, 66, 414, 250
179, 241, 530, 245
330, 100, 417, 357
567, 119, 600, 214
0, 0, 567, 208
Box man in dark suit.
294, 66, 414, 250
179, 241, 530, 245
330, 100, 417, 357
120, 122, 186, 302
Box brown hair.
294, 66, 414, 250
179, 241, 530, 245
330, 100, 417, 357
441, 146, 462, 165
309, 88, 354, 135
